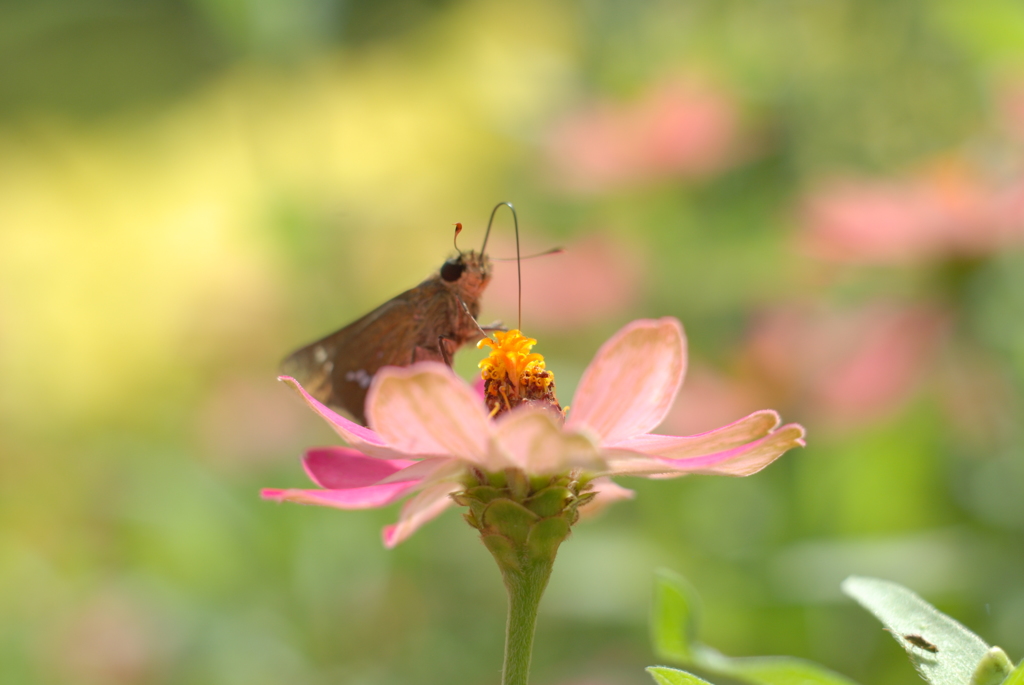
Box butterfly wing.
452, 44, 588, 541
281, 278, 463, 424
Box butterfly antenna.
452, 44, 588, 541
480, 201, 521, 330
452, 222, 464, 256
491, 247, 565, 261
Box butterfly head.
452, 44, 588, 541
441, 250, 491, 301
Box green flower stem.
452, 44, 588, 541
457, 470, 589, 685
500, 555, 555, 685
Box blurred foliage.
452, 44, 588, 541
2, 1, 1024, 684
651, 568, 859, 685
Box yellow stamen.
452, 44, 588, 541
477, 330, 560, 417
478, 330, 551, 391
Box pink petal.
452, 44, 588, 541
376, 456, 467, 486
566, 318, 686, 443
603, 423, 806, 477
303, 447, 417, 489
493, 408, 605, 474
366, 362, 493, 466
382, 481, 461, 547
608, 409, 782, 458
261, 480, 420, 509
279, 376, 404, 459
578, 477, 635, 519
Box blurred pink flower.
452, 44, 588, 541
264, 318, 805, 546
744, 303, 949, 430
197, 376, 308, 470
800, 162, 1024, 264
486, 232, 644, 331
938, 346, 1019, 448
545, 79, 745, 193
997, 79, 1024, 145
659, 364, 767, 437
50, 591, 168, 685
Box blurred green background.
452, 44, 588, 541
3, 1, 1024, 684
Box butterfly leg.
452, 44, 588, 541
438, 336, 455, 367
455, 297, 493, 339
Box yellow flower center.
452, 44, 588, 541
477, 330, 560, 417
478, 330, 549, 390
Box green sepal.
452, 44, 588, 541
527, 516, 571, 559
530, 474, 555, 491
481, 499, 540, 545
970, 647, 1014, 685
481, 533, 520, 570
459, 485, 505, 524
524, 486, 572, 518
506, 468, 530, 500
486, 469, 508, 488
459, 485, 505, 504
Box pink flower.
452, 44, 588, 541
486, 232, 644, 332
997, 78, 1024, 145
263, 318, 805, 546
52, 590, 166, 685
800, 163, 1024, 264
659, 364, 767, 437
744, 302, 949, 431
545, 80, 745, 193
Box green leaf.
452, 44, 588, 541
647, 666, 718, 685
650, 569, 861, 685
727, 657, 865, 685
841, 576, 990, 685
651, 568, 699, 661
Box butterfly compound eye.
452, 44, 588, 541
440, 258, 466, 282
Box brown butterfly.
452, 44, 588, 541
282, 203, 516, 425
